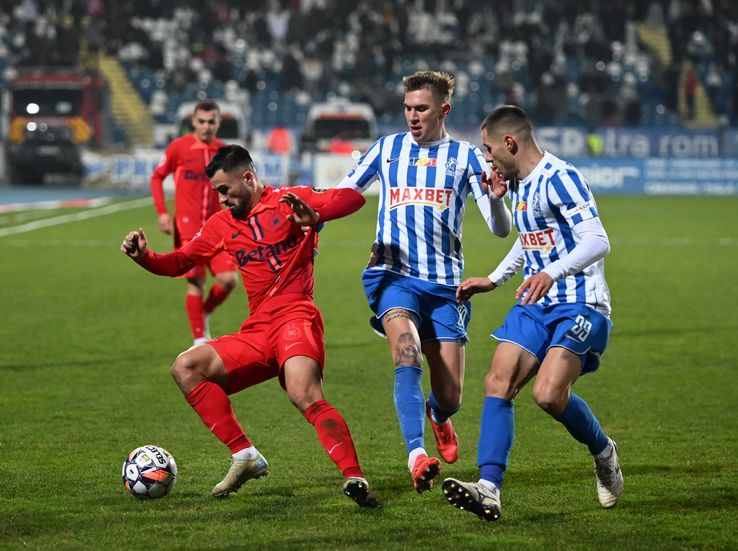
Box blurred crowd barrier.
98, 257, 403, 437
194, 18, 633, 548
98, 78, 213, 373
78, 125, 738, 196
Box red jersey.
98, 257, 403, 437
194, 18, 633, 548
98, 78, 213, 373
138, 186, 358, 314
150, 134, 226, 243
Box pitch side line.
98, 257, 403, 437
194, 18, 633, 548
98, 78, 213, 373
0, 197, 151, 238
0, 197, 113, 213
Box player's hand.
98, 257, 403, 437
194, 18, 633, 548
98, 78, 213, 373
158, 213, 173, 235
121, 228, 148, 259
481, 168, 508, 199
456, 276, 496, 303
516, 272, 554, 305
280, 192, 320, 226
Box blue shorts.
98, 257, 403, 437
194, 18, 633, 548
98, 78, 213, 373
492, 303, 612, 373
362, 269, 470, 343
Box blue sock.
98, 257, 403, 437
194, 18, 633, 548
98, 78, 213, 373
477, 396, 514, 490
394, 366, 425, 453
428, 391, 459, 424
556, 393, 608, 455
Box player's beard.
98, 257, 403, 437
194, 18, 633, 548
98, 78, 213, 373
229, 199, 247, 219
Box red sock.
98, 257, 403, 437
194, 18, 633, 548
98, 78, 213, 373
304, 400, 363, 479
185, 382, 251, 454
185, 293, 205, 338
203, 284, 231, 315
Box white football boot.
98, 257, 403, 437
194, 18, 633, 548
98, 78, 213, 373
594, 438, 624, 508
442, 478, 501, 521
211, 452, 269, 497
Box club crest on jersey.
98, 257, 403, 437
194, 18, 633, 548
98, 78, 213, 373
531, 193, 544, 217
519, 228, 556, 252
269, 214, 283, 228
409, 157, 437, 167
389, 187, 453, 211
516, 201, 528, 211
445, 157, 458, 176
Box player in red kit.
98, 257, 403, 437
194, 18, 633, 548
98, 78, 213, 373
150, 99, 238, 344
122, 145, 376, 507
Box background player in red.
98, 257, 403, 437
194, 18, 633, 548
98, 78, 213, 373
122, 145, 376, 507
150, 99, 239, 344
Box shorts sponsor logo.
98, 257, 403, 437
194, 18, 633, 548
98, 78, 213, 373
519, 228, 556, 252
388, 187, 453, 211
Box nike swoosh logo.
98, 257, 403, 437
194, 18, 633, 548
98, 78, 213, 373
284, 342, 302, 351
328, 443, 343, 455
231, 230, 242, 239
386, 158, 400, 163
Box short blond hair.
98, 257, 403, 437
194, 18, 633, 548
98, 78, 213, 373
402, 71, 455, 103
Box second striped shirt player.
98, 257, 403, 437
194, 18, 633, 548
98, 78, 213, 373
319, 71, 512, 493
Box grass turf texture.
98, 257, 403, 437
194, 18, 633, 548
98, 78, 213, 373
1, 195, 736, 550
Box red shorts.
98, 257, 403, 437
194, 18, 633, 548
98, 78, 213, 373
176, 239, 235, 280
208, 297, 326, 394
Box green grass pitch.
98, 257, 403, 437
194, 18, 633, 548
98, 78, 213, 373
1, 195, 737, 550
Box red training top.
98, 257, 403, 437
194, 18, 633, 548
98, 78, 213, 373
150, 134, 226, 244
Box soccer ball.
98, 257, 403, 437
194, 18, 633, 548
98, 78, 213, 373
122, 445, 177, 499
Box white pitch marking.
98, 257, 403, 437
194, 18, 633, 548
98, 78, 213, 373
0, 197, 151, 238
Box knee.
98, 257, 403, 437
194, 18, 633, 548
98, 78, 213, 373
531, 382, 564, 414
219, 272, 238, 292
171, 351, 205, 389
394, 332, 422, 368
483, 370, 517, 400
287, 388, 321, 414
431, 386, 462, 412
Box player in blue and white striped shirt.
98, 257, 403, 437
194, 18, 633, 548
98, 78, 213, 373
443, 106, 623, 521
335, 71, 512, 493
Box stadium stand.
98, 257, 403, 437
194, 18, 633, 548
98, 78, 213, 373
1, 0, 738, 143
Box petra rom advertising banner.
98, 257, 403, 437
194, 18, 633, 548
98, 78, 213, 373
574, 157, 738, 195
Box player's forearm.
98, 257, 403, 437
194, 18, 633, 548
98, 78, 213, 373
135, 249, 196, 277
488, 194, 512, 237
476, 193, 512, 238
488, 239, 525, 285
315, 188, 366, 222
150, 175, 168, 215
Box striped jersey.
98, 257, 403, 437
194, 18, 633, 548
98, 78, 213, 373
337, 132, 493, 286
511, 151, 611, 315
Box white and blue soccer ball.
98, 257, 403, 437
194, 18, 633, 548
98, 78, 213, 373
122, 445, 177, 499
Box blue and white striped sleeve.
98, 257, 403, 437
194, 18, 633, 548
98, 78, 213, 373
468, 145, 512, 237
549, 167, 599, 226
337, 138, 382, 193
